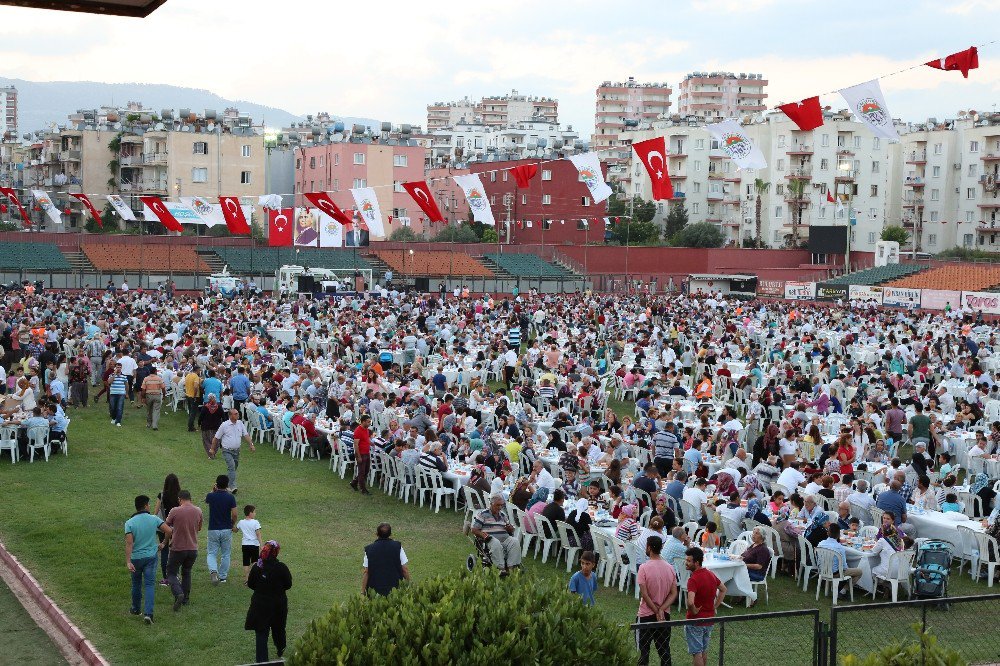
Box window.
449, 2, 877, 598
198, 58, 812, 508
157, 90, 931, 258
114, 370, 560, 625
870, 208, 877, 218
521, 194, 527, 205
967, 211, 974, 222
871, 185, 879, 196
542, 219, 552, 230
241, 145, 251, 158
582, 196, 590, 207
707, 204, 716, 215
854, 136, 862, 148
776, 159, 785, 171
819, 207, 827, 219
490, 172, 496, 182
542, 194, 551, 205
928, 234, 937, 246
295, 158, 301, 169
837, 135, 846, 147
968, 163, 977, 177
970, 141, 980, 153
777, 135, 786, 148
776, 184, 785, 195
191, 167, 207, 183
309, 180, 314, 191
873, 138, 880, 150
871, 161, 879, 173
933, 143, 943, 155
240, 171, 251, 184
541, 169, 552, 181
393, 154, 408, 167
774, 206, 783, 218
502, 171, 508, 182
490, 195, 496, 205
353, 152, 365, 165
821, 134, 830, 147
964, 233, 974, 246
576, 219, 588, 230
393, 181, 404, 193
968, 187, 976, 199
932, 166, 940, 177
193, 142, 208, 155
692, 203, 700, 214
318, 180, 323, 189
309, 157, 316, 168
694, 138, 705, 149
333, 179, 339, 191
319, 156, 325, 167
867, 232, 876, 244
694, 160, 702, 172
930, 189, 940, 201
930, 211, 939, 221
693, 182, 701, 193
352, 178, 366, 189
820, 158, 829, 170
334, 154, 340, 166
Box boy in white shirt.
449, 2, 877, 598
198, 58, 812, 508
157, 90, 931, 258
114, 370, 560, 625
235, 504, 262, 584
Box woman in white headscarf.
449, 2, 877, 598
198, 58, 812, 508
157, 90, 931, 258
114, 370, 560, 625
565, 497, 594, 551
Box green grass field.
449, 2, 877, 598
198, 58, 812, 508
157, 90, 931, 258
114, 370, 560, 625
0, 578, 67, 665
0, 399, 993, 665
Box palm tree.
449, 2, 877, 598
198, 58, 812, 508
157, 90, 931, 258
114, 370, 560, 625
753, 178, 770, 246
786, 178, 808, 247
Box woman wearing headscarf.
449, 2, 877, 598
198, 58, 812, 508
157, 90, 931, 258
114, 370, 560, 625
744, 498, 771, 526
245, 540, 292, 663
804, 511, 830, 548
712, 471, 737, 498
762, 423, 780, 460
869, 523, 905, 581
615, 503, 640, 541
468, 464, 491, 495
972, 472, 997, 516
740, 474, 763, 501
522, 487, 549, 533
198, 393, 226, 458
566, 498, 595, 551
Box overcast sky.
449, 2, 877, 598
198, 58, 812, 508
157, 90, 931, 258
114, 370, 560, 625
0, 0, 997, 134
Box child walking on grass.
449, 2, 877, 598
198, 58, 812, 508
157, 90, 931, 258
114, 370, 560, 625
235, 505, 262, 584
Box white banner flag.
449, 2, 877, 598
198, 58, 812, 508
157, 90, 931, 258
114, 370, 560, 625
350, 187, 386, 238
568, 153, 612, 203
453, 174, 496, 226
318, 209, 343, 248
106, 194, 136, 221
839, 79, 899, 142
31, 190, 62, 225
182, 197, 224, 228
141, 200, 202, 225
706, 120, 767, 170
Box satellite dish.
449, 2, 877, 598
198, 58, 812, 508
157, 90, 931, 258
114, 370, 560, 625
113, 122, 122, 130
206, 122, 215, 132
332, 134, 342, 143
154, 122, 165, 131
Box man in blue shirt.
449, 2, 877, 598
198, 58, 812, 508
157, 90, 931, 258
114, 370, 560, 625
125, 494, 172, 623
229, 367, 252, 413
205, 474, 238, 585
817, 524, 862, 594
202, 369, 223, 406
875, 480, 916, 536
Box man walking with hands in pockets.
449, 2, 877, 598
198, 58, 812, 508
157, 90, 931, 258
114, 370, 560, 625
211, 409, 255, 494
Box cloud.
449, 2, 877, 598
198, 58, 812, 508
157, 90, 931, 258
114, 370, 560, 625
942, 1, 997, 14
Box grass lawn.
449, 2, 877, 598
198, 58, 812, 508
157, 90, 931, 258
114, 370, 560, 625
0, 577, 66, 665
0, 399, 994, 665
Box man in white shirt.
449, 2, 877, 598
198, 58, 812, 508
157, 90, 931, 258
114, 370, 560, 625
210, 409, 255, 493
775, 461, 807, 493
847, 480, 876, 512
530, 460, 556, 493
682, 478, 710, 522
118, 351, 138, 402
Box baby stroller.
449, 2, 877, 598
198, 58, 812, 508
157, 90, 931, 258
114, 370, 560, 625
465, 533, 494, 571
912, 540, 952, 608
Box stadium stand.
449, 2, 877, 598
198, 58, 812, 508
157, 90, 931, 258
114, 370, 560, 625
373, 250, 493, 277
822, 263, 925, 286
0, 242, 70, 271
481, 253, 573, 278
82, 244, 209, 273
885, 264, 1000, 292
211, 248, 371, 274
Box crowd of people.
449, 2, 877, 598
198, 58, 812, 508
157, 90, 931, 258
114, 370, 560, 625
4, 279, 1000, 662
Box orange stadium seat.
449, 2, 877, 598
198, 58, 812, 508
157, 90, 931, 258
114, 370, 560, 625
82, 244, 210, 273
373, 250, 493, 278
885, 264, 1000, 292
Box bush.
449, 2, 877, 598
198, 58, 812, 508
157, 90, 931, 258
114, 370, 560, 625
841, 627, 964, 666
672, 221, 725, 248
389, 226, 420, 242
287, 569, 633, 665
880, 225, 911, 246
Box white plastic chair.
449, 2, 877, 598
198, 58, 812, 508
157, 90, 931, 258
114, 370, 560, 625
680, 499, 701, 523
748, 547, 775, 606
956, 524, 981, 576
533, 514, 560, 563
797, 534, 818, 591
425, 469, 457, 513
672, 555, 690, 610
27, 425, 50, 463
858, 526, 879, 541
871, 549, 914, 602
972, 531, 1000, 586
728, 540, 750, 557
0, 425, 18, 463
555, 520, 582, 573
815, 547, 855, 604
290, 423, 309, 461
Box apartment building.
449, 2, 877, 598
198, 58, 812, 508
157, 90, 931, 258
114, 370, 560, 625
426, 90, 558, 131
1, 86, 17, 140
626, 111, 894, 251
894, 113, 1000, 253
675, 72, 768, 122
591, 78, 672, 186
428, 119, 582, 168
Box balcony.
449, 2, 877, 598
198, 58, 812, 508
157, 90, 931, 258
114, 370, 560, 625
707, 192, 724, 201
902, 216, 917, 228
708, 150, 727, 160
142, 152, 169, 164
834, 170, 856, 182
786, 167, 813, 179
707, 171, 725, 180
785, 196, 810, 205
904, 177, 925, 188
979, 201, 1000, 209
723, 194, 742, 205
724, 175, 742, 182
836, 148, 854, 157
721, 219, 741, 227
906, 150, 927, 164
786, 145, 813, 155
976, 225, 1000, 233
903, 197, 925, 208
671, 172, 687, 180
982, 154, 1000, 162
58, 150, 81, 162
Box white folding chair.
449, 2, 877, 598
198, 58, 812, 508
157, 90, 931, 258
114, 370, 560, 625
0, 425, 18, 463
871, 549, 914, 602
797, 534, 818, 591
956, 524, 981, 576
425, 469, 457, 513
972, 531, 1000, 586
748, 548, 775, 606
815, 547, 854, 604
556, 520, 583, 573
533, 514, 560, 563
27, 425, 50, 463
290, 423, 309, 461
728, 540, 750, 557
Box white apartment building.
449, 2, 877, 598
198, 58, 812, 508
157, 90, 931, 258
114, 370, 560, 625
428, 119, 583, 167
894, 113, 1000, 252
1, 86, 17, 140
591, 78, 672, 186
675, 72, 767, 122
626, 111, 896, 251
426, 91, 558, 131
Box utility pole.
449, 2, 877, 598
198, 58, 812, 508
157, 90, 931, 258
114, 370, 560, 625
502, 192, 513, 246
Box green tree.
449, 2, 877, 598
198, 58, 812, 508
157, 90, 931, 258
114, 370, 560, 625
663, 202, 688, 239
753, 178, 770, 245
610, 219, 660, 245
881, 225, 911, 246
786, 179, 808, 247
673, 221, 725, 248
481, 227, 498, 243
389, 226, 419, 242
85, 203, 120, 233
287, 570, 632, 665
431, 224, 478, 243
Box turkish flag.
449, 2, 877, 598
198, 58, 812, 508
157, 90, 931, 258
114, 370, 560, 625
631, 136, 673, 200
778, 96, 824, 131
303, 192, 352, 226
218, 196, 251, 235
402, 180, 445, 222
268, 208, 294, 246
511, 163, 538, 189
138, 196, 183, 232
68, 193, 103, 228
926, 46, 979, 78
827, 190, 835, 203
0, 187, 32, 227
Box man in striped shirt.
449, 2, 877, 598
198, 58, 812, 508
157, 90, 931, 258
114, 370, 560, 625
507, 322, 521, 351
108, 363, 128, 427
140, 367, 165, 430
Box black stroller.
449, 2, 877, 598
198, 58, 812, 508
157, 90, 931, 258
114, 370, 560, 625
912, 540, 952, 607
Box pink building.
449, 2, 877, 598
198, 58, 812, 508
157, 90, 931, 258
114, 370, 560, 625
294, 141, 424, 239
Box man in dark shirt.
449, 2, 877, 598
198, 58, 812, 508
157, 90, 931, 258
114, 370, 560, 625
541, 489, 567, 526
633, 463, 660, 503
205, 474, 238, 585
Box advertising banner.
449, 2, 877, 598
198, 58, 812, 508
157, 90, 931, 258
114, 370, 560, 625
961, 291, 1000, 315
920, 289, 961, 311
757, 280, 785, 297
784, 281, 816, 300
816, 283, 849, 301
848, 285, 883, 304
882, 287, 921, 308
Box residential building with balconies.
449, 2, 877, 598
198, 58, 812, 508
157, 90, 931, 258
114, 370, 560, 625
675, 72, 768, 122
426, 91, 558, 132
591, 78, 672, 186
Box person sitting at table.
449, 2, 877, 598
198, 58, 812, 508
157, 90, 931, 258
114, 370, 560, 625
471, 494, 522, 574
817, 476, 836, 500
804, 511, 831, 549
876, 483, 916, 536
869, 522, 911, 584
935, 474, 958, 508
615, 503, 640, 541
522, 487, 549, 533
940, 493, 963, 513
562, 468, 581, 502
713, 470, 739, 498
693, 373, 713, 401
817, 523, 863, 591
566, 498, 595, 551
467, 464, 491, 496
662, 526, 689, 563
834, 501, 853, 530
509, 477, 533, 510
682, 478, 710, 524
717, 492, 746, 526
741, 527, 772, 590
799, 494, 824, 524
911, 476, 937, 510
542, 489, 568, 527
744, 498, 771, 526
971, 472, 997, 517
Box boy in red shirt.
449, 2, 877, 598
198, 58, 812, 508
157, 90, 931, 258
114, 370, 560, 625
684, 547, 727, 666
350, 414, 373, 495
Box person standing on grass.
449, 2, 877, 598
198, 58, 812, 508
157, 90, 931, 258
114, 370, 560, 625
125, 494, 172, 625
211, 409, 255, 494
184, 365, 201, 432
153, 473, 181, 586
684, 547, 726, 666
108, 362, 127, 428
350, 414, 373, 495
362, 523, 411, 597
199, 394, 225, 458
166, 490, 203, 612
140, 365, 165, 431
245, 540, 292, 663
636, 535, 677, 666
568, 550, 598, 607
230, 366, 251, 415
235, 505, 262, 584
205, 474, 238, 586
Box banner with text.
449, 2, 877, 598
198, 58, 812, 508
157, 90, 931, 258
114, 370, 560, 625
882, 287, 922, 308
920, 289, 962, 311
757, 280, 785, 297
816, 283, 849, 301
961, 291, 1000, 315
848, 285, 884, 304
784, 281, 816, 300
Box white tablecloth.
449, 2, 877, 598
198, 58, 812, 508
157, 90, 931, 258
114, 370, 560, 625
843, 545, 878, 594
907, 507, 981, 549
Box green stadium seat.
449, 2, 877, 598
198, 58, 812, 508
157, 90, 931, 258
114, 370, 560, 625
481, 253, 573, 278
211, 248, 371, 274
0, 242, 71, 271
823, 263, 926, 286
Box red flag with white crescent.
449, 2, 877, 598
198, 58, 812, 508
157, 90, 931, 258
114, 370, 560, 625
511, 164, 538, 189
268, 208, 293, 246
138, 196, 183, 232
925, 46, 979, 78
68, 193, 103, 228
631, 136, 674, 201
303, 192, 352, 226
218, 196, 251, 235
0, 187, 32, 227
777, 96, 824, 131
402, 180, 445, 223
